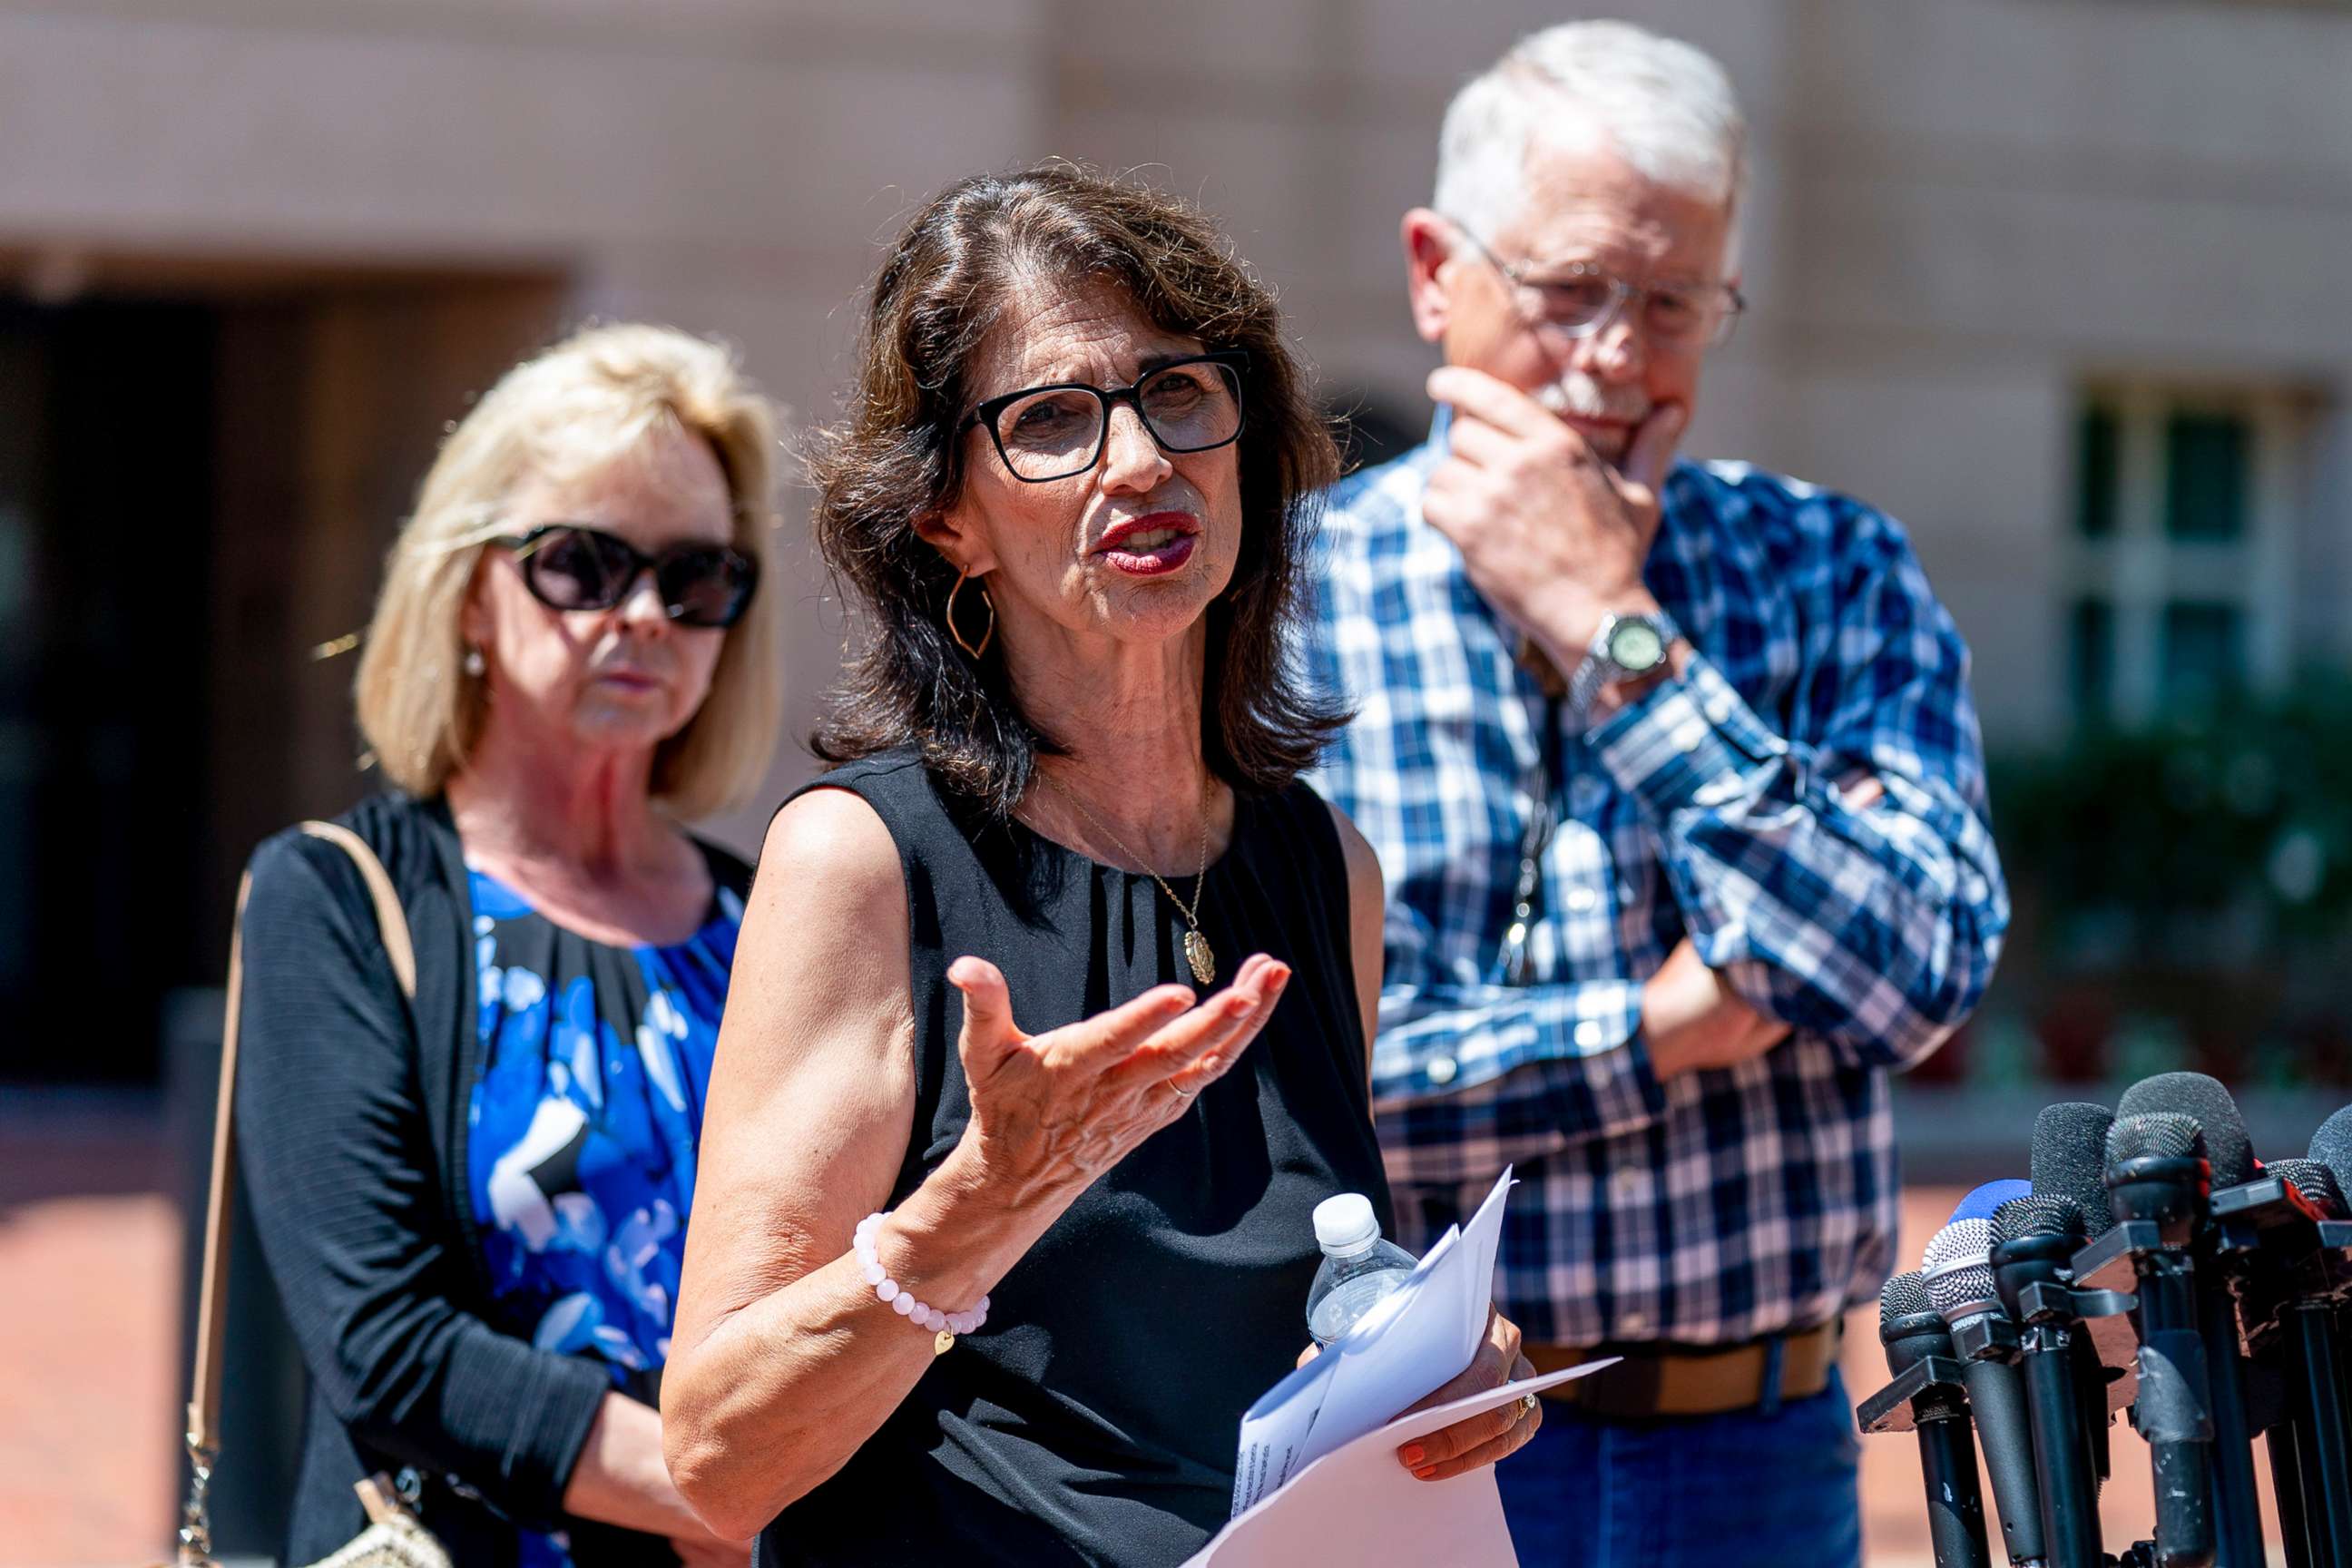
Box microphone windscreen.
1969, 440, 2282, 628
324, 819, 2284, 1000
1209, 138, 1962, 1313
1880, 1269, 1932, 1325
2264, 1157, 2347, 1217
2117, 1072, 2253, 1184
1948, 1178, 2033, 1224
2312, 1106, 2352, 1194
1991, 1193, 2087, 1247
2032, 1102, 2116, 1235
2107, 1111, 2205, 1166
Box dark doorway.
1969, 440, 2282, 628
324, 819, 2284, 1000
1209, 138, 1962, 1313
0, 299, 219, 1083
0, 260, 564, 1090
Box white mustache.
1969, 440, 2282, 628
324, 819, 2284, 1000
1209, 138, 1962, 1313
1532, 373, 1651, 426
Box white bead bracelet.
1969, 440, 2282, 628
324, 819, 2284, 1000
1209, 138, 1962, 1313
854, 1211, 990, 1341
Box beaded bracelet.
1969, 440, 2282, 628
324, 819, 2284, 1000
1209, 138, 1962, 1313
854, 1211, 990, 1353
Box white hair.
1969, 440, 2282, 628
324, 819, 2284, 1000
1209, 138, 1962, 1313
1435, 20, 1747, 260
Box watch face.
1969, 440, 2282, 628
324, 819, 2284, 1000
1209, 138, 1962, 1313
1608, 619, 1666, 672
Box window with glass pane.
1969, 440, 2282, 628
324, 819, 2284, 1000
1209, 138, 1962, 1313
2161, 602, 2245, 710
2069, 597, 2114, 724
2075, 407, 2118, 539
2164, 413, 2248, 541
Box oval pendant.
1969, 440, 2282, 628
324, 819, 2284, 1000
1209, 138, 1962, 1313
1184, 928, 1215, 986
934, 1329, 956, 1357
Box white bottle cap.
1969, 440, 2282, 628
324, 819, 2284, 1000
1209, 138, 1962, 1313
1313, 1192, 1379, 1253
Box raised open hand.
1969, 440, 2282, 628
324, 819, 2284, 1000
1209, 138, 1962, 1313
948, 952, 1290, 1208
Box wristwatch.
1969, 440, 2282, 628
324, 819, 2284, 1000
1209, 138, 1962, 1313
1566, 610, 1680, 727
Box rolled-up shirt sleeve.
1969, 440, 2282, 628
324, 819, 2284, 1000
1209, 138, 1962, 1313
1371, 899, 1665, 1185
1587, 512, 2009, 1072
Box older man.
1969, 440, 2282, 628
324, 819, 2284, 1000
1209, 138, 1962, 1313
1303, 22, 2009, 1564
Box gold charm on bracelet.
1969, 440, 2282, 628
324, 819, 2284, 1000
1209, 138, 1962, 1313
934, 1329, 956, 1356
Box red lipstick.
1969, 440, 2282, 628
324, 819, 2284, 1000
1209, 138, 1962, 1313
1095, 511, 1200, 577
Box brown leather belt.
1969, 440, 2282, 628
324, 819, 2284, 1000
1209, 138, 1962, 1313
1524, 1319, 1842, 1419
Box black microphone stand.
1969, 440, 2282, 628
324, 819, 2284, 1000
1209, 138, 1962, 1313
1860, 1271, 1994, 1568
2112, 1075, 2268, 1568
2072, 1114, 2217, 1568
1994, 1197, 2129, 1568
2210, 1164, 2352, 1568
2194, 1282, 2269, 1568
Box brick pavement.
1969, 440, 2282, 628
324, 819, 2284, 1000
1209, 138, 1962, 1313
0, 1108, 178, 1567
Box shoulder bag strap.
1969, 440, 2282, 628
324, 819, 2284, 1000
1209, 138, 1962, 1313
177, 821, 416, 1563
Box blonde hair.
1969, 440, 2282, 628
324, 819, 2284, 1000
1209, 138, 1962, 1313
355, 322, 785, 820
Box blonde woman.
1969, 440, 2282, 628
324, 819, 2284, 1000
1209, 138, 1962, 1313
233, 325, 779, 1567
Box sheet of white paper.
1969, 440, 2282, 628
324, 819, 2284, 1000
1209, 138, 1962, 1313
1188, 1364, 1613, 1568
1230, 1166, 1518, 1513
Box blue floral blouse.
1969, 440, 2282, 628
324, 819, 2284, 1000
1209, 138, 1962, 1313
466, 861, 743, 1564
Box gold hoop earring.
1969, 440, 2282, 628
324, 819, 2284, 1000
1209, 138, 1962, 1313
946, 568, 995, 659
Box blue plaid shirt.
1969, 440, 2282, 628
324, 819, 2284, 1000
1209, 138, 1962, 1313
1301, 416, 2008, 1347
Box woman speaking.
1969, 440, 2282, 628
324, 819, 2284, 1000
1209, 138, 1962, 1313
663, 167, 1539, 1565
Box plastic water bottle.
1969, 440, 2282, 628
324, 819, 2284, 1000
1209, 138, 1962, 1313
1305, 1192, 1419, 1347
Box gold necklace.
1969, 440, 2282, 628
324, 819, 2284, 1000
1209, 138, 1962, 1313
1038, 771, 1216, 985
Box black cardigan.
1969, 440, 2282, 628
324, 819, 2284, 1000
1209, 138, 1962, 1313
232, 791, 752, 1564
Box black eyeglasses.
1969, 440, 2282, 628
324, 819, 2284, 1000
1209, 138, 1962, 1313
491, 524, 759, 630
958, 351, 1248, 484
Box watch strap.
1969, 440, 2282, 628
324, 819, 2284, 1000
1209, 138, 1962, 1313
1565, 610, 1680, 729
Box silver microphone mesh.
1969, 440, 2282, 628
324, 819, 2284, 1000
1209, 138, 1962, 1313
1921, 1218, 1997, 1318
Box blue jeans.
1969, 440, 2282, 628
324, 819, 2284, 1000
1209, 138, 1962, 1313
1496, 1367, 1862, 1567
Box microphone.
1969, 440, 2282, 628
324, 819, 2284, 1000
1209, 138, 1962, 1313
1925, 1216, 2044, 1565
2104, 1112, 2217, 1568
2212, 1149, 2352, 1565
2263, 1157, 2345, 1218
1952, 1178, 2035, 1224
1990, 1196, 2103, 1568
2117, 1072, 2254, 1187
2028, 1100, 2129, 1490
2290, 1133, 2352, 1563
2312, 1106, 2352, 1196
2032, 1103, 2118, 1237
1881, 1270, 1994, 1568
2115, 1074, 2266, 1568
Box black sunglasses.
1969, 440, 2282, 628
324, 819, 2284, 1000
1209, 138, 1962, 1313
956, 350, 1249, 484
491, 524, 759, 630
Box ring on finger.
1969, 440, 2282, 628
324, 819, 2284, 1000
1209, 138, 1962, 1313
1167, 1080, 1197, 1101
1516, 1392, 1539, 1421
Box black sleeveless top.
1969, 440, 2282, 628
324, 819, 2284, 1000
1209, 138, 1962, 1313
757, 749, 1392, 1567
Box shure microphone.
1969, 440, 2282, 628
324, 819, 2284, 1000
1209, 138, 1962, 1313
1991, 1196, 2102, 1568
2104, 1112, 2216, 1568
2116, 1074, 2264, 1568
1925, 1215, 2045, 1565
1882, 1270, 1994, 1568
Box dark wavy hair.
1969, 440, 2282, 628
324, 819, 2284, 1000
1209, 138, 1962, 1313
808, 164, 1347, 818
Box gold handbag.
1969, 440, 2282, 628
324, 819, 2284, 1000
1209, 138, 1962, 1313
165, 822, 453, 1568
